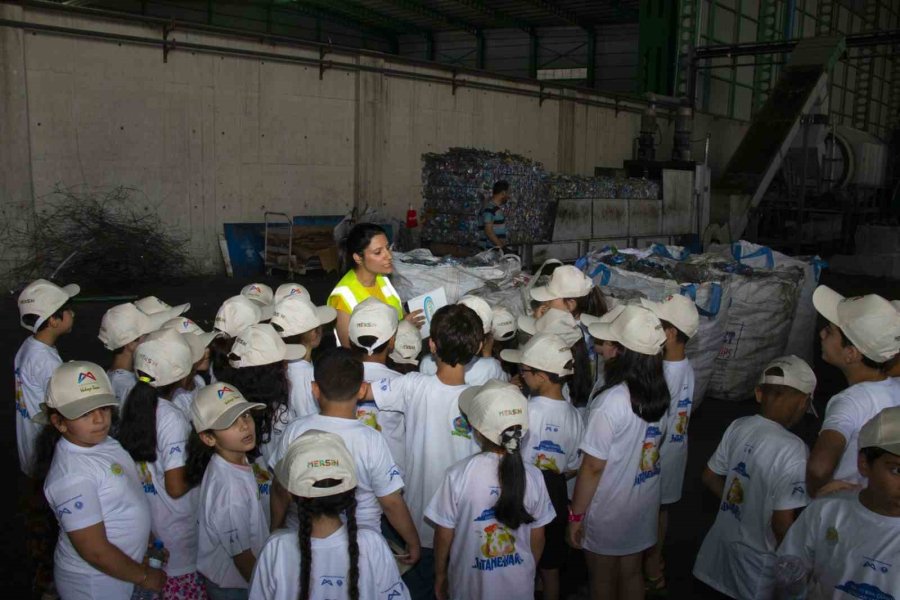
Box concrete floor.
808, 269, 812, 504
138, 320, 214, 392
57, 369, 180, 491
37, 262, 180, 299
3, 268, 895, 597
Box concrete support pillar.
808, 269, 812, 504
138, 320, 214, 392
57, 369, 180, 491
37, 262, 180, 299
354, 56, 387, 214
556, 91, 577, 174
0, 4, 35, 277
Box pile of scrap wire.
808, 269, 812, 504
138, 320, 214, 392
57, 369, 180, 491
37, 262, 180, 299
4, 186, 194, 291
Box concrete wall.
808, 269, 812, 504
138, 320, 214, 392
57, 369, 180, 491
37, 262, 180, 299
0, 5, 746, 275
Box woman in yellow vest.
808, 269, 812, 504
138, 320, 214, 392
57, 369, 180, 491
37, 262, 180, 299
328, 223, 423, 347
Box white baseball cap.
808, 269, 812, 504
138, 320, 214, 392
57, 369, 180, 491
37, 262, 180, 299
640, 294, 700, 339
271, 296, 337, 338
98, 302, 186, 351
161, 317, 219, 362
214, 295, 263, 338
812, 285, 900, 363
759, 355, 817, 395
859, 406, 900, 454
587, 305, 665, 356
458, 380, 529, 446
161, 316, 205, 336
229, 323, 306, 368
892, 300, 900, 312
274, 430, 358, 498
134, 328, 195, 387
500, 333, 573, 376
530, 265, 593, 302
241, 283, 275, 319
390, 320, 422, 366
17, 279, 79, 332
274, 283, 311, 304
458, 296, 493, 334
190, 382, 264, 432
33, 361, 118, 424
134, 296, 190, 318
491, 307, 517, 342
518, 308, 583, 347
349, 298, 399, 355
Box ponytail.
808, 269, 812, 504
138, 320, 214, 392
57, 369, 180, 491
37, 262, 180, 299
118, 377, 180, 462
209, 336, 236, 384
492, 426, 534, 530
185, 429, 215, 489
229, 363, 289, 448
296, 489, 359, 600
568, 339, 593, 408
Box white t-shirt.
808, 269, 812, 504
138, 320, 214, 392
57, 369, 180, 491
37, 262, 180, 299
249, 526, 410, 600
424, 452, 555, 600
821, 378, 900, 485
523, 396, 584, 475
198, 454, 271, 589
286, 359, 319, 419
579, 382, 666, 555
358, 362, 406, 475
692, 415, 809, 599
44, 437, 151, 600
659, 359, 695, 504
15, 336, 61, 476
171, 387, 194, 420
251, 456, 273, 530
778, 491, 900, 600
268, 414, 404, 533
107, 369, 136, 409
136, 399, 198, 577
419, 355, 511, 385
374, 373, 479, 548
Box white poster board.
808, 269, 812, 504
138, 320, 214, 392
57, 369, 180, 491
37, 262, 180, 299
407, 287, 448, 339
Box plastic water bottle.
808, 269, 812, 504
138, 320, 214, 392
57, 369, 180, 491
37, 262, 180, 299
774, 555, 809, 599
131, 540, 165, 600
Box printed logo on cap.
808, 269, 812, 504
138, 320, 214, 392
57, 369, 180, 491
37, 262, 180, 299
77, 371, 97, 383
308, 459, 340, 468
217, 385, 234, 399
289, 288, 303, 296
249, 285, 262, 293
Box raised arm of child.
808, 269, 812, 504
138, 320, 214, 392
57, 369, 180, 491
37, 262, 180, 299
69, 523, 167, 592
701, 466, 727, 500
433, 525, 455, 600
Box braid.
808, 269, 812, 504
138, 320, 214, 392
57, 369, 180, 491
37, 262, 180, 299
344, 494, 360, 600
296, 499, 313, 600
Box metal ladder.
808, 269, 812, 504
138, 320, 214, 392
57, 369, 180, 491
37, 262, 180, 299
752, 0, 781, 115
852, 0, 879, 132
674, 0, 698, 99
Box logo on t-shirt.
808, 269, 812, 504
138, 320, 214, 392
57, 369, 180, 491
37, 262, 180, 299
388, 465, 401, 481
472, 523, 524, 571
720, 477, 745, 520
826, 526, 839, 545
634, 425, 662, 486
861, 556, 892, 575
534, 453, 560, 473
669, 398, 692, 443
138, 462, 157, 495
835, 581, 892, 600
110, 463, 124, 476
732, 462, 750, 479
14, 372, 28, 418
252, 462, 271, 497
451, 414, 472, 439
319, 575, 345, 588
356, 405, 381, 431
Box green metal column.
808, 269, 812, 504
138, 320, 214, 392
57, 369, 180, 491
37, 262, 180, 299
852, 0, 879, 132
752, 0, 780, 115
674, 0, 698, 99
639, 0, 679, 95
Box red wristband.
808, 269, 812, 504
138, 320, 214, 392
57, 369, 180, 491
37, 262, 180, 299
567, 508, 585, 523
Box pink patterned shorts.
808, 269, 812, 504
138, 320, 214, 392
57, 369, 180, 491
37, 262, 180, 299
163, 571, 208, 600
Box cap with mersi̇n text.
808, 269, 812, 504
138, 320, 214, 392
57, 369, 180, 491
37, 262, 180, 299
18, 279, 80, 333
640, 294, 700, 339
134, 328, 195, 388
229, 323, 306, 368
349, 297, 399, 355
859, 406, 900, 455
98, 302, 187, 351
518, 308, 583, 348
271, 296, 337, 338
241, 283, 275, 320
190, 382, 264, 432
587, 304, 665, 356
390, 320, 421, 366
32, 361, 118, 424
274, 430, 358, 498
459, 380, 529, 446
214, 295, 263, 338
501, 333, 573, 376
458, 295, 493, 335
274, 283, 311, 305
134, 296, 190, 318
812, 285, 900, 363
530, 265, 593, 302
491, 306, 517, 342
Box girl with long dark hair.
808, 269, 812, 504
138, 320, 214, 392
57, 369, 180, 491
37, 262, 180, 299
210, 295, 266, 385
36, 361, 164, 599
568, 305, 670, 600
426, 380, 555, 600
249, 430, 409, 600
117, 329, 206, 599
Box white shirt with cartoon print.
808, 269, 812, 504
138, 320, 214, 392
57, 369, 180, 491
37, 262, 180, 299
15, 336, 61, 476
659, 358, 695, 504
523, 395, 584, 475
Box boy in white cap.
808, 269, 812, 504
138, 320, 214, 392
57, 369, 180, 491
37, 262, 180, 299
99, 301, 190, 407
807, 286, 900, 497
270, 295, 337, 419
502, 333, 583, 600
15, 278, 79, 477
251, 431, 410, 600
347, 298, 407, 474
778, 406, 900, 598
267, 348, 420, 568
389, 319, 422, 374
638, 294, 699, 592
159, 317, 219, 418
240, 283, 275, 319
273, 282, 310, 304
419, 295, 509, 385
210, 295, 266, 385
692, 356, 815, 599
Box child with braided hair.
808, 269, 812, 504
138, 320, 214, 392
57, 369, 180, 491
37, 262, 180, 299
249, 431, 409, 600
426, 380, 555, 600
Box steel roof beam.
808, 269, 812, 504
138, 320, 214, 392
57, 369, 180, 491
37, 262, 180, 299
448, 0, 538, 34
286, 0, 404, 40
379, 0, 480, 35
292, 0, 417, 34
515, 0, 593, 30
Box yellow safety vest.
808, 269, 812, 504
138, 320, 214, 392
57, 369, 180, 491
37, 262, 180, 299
328, 269, 404, 319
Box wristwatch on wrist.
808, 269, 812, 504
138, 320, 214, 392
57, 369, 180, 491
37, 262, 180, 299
567, 508, 585, 523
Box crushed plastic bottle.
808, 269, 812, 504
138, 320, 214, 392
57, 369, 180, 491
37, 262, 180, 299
774, 555, 809, 599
